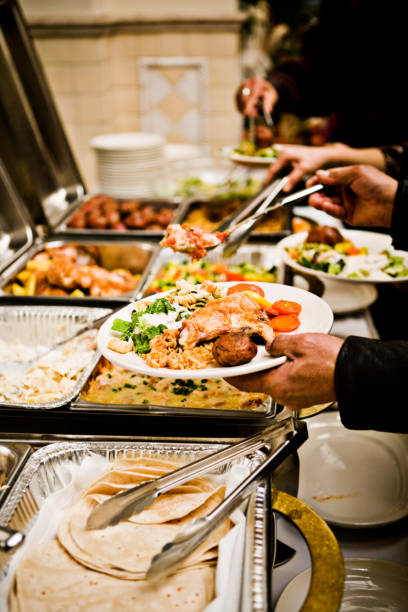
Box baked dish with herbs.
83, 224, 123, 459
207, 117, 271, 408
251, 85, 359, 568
81, 358, 269, 411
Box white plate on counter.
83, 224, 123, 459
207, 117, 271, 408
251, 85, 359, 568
292, 274, 378, 314
275, 558, 408, 612
297, 412, 408, 528
97, 281, 333, 380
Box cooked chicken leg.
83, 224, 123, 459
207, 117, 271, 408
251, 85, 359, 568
179, 292, 274, 348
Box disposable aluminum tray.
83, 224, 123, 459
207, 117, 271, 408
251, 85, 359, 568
0, 305, 111, 410
135, 242, 285, 299
0, 238, 158, 304
55, 195, 183, 241
0, 441, 272, 612
0, 443, 31, 508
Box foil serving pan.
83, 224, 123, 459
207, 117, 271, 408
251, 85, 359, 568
0, 441, 272, 612
0, 305, 111, 410
135, 242, 285, 299
0, 238, 157, 303
55, 195, 182, 241
0, 443, 31, 508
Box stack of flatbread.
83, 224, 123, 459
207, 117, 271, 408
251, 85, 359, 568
10, 455, 230, 611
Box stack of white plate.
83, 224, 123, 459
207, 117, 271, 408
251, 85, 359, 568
90, 133, 165, 198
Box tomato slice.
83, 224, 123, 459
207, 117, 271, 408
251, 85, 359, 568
225, 272, 246, 282
227, 283, 265, 297
269, 314, 300, 332
272, 300, 302, 315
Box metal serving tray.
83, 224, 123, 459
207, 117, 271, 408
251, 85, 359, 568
0, 443, 31, 508
0, 238, 158, 303
177, 197, 291, 242
71, 357, 275, 419
0, 305, 111, 410
135, 242, 285, 299
0, 441, 272, 612
55, 195, 183, 241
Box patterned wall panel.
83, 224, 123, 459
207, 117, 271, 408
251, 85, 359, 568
139, 57, 209, 153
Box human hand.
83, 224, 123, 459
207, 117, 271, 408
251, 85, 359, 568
225, 333, 343, 410
266, 144, 340, 192
235, 77, 278, 116
306, 165, 397, 228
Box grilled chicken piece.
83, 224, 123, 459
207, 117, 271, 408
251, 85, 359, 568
179, 292, 274, 348
46, 258, 137, 296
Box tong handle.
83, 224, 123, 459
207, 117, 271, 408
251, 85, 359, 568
216, 176, 287, 233
140, 417, 294, 495
86, 418, 295, 530
147, 422, 307, 577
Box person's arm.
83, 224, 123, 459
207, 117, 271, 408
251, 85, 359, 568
335, 336, 408, 433
267, 143, 386, 192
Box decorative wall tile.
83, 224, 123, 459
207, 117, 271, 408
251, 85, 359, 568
139, 57, 209, 151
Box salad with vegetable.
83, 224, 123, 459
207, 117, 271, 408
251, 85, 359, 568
286, 226, 408, 280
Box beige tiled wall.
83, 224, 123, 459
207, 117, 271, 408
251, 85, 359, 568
34, 29, 242, 191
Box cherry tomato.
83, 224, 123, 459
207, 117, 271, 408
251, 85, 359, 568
272, 300, 302, 315
269, 314, 300, 332
227, 283, 265, 297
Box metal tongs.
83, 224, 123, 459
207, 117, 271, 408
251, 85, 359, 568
86, 418, 307, 578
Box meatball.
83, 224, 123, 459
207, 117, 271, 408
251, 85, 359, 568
306, 225, 344, 246
212, 331, 257, 367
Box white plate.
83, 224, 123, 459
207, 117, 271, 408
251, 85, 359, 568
297, 412, 408, 528
277, 229, 408, 283
275, 558, 408, 612
90, 132, 164, 150
97, 281, 333, 380
230, 152, 277, 165
292, 275, 378, 314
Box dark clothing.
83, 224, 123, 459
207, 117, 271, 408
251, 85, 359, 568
267, 0, 408, 148
335, 179, 408, 432
335, 336, 408, 433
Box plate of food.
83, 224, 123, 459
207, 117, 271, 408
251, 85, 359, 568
97, 280, 333, 379
277, 226, 408, 283
229, 141, 280, 165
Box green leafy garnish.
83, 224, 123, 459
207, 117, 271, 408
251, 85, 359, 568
131, 324, 167, 354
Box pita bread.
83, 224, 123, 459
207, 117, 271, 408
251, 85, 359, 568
10, 540, 215, 612
11, 456, 229, 610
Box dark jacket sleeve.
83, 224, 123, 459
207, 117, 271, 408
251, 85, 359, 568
335, 336, 408, 433
380, 143, 408, 179
391, 179, 408, 250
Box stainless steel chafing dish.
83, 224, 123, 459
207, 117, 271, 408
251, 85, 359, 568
135, 242, 285, 299
0, 158, 158, 303
0, 441, 272, 611
54, 194, 183, 241
71, 356, 275, 419
176, 196, 291, 242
